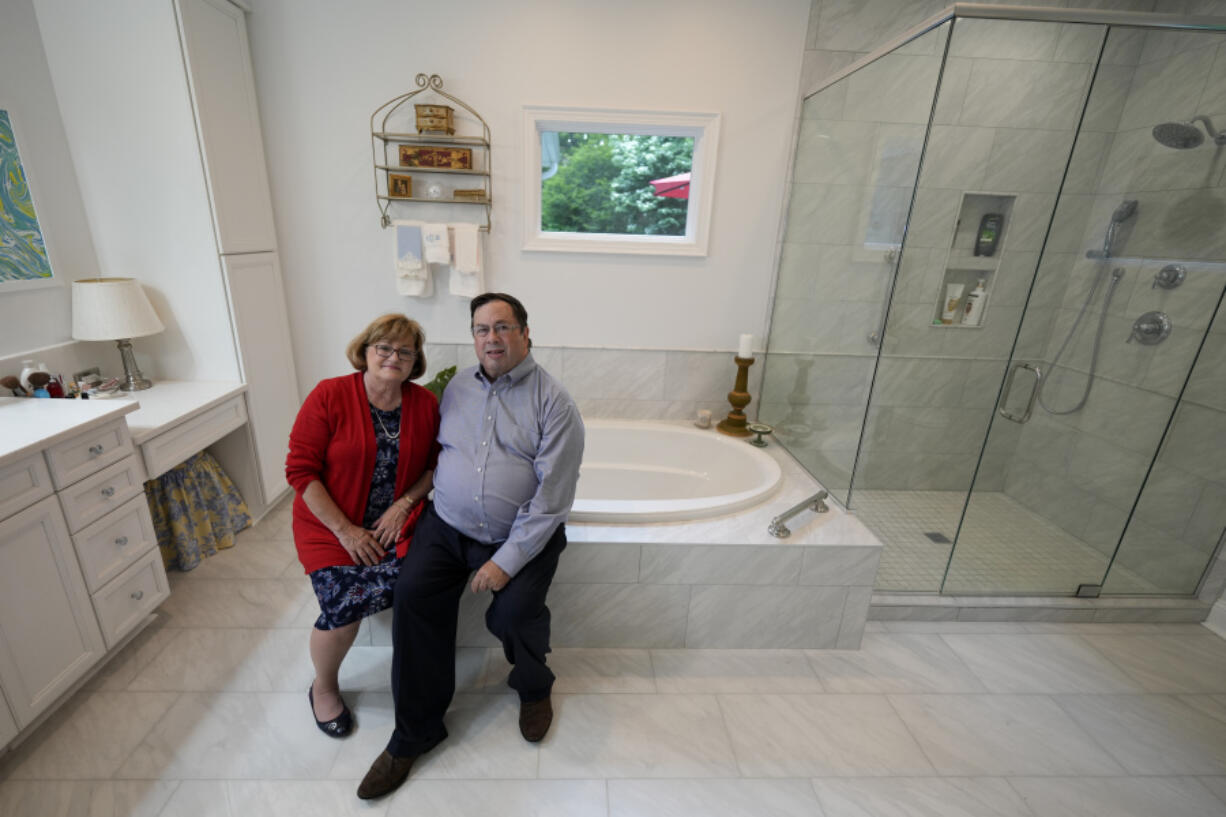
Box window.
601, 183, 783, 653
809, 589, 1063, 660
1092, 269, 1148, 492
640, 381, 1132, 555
522, 106, 720, 256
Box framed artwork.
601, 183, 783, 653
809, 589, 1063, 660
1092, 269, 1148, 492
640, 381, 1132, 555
388, 173, 413, 198
0, 109, 55, 291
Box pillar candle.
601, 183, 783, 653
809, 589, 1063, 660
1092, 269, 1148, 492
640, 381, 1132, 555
738, 333, 753, 358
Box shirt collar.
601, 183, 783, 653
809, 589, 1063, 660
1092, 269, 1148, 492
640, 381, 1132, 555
472, 352, 537, 388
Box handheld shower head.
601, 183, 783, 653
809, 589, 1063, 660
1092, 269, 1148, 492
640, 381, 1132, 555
1087, 199, 1138, 259
1112, 199, 1138, 224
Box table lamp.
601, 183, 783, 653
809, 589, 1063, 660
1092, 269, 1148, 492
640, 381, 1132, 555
71, 277, 165, 391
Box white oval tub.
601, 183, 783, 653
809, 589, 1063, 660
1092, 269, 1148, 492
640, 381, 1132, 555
569, 419, 782, 523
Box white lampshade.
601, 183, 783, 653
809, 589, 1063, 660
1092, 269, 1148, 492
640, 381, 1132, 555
72, 278, 165, 341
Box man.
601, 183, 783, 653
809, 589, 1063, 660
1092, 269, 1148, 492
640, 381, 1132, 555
358, 292, 585, 800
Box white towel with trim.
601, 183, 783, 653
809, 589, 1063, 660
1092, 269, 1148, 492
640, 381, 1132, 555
393, 221, 432, 297
449, 223, 484, 297
422, 223, 451, 265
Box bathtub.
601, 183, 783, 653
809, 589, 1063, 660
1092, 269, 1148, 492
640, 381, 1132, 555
569, 419, 782, 523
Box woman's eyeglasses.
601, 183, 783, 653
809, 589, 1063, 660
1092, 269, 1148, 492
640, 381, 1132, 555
372, 343, 415, 361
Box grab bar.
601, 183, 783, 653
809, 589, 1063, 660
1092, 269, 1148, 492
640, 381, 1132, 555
998, 362, 1042, 424
768, 490, 829, 538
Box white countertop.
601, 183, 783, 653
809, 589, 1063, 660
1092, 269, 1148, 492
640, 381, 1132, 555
0, 380, 247, 468
115, 380, 247, 444
0, 397, 138, 468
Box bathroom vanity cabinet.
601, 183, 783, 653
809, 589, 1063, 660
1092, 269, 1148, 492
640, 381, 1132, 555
0, 399, 167, 736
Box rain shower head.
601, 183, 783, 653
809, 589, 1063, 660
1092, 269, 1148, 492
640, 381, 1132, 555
1152, 116, 1226, 149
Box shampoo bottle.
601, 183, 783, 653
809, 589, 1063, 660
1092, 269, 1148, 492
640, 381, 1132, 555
963, 279, 987, 327
940, 283, 965, 324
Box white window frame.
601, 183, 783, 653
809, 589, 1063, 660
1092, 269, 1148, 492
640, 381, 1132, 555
522, 105, 720, 257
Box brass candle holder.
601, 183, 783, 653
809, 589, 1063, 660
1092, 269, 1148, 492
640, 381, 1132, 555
716, 356, 755, 437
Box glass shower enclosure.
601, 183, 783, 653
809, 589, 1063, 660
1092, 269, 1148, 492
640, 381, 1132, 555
760, 6, 1226, 598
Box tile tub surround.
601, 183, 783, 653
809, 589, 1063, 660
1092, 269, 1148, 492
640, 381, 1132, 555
358, 429, 881, 651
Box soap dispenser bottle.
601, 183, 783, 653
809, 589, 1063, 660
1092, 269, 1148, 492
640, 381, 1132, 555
963, 279, 987, 327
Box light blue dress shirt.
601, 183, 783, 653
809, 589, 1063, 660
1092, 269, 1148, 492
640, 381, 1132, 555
432, 353, 585, 577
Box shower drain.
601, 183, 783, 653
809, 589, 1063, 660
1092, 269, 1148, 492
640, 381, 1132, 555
923, 532, 951, 544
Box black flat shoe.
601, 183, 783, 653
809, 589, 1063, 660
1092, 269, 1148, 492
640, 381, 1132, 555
308, 683, 353, 738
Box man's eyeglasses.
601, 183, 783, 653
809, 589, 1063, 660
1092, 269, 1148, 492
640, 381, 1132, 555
471, 322, 521, 339
372, 343, 416, 361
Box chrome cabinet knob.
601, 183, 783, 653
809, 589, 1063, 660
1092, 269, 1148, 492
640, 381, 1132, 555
114, 536, 129, 547
100, 486, 116, 498
88, 444, 104, 457
130, 590, 144, 601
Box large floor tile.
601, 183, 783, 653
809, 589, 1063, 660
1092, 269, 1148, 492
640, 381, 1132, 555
539, 694, 738, 779
651, 649, 822, 694
1007, 775, 1226, 817
525, 648, 656, 694
116, 692, 343, 780
1198, 776, 1226, 807
609, 778, 821, 817
1055, 694, 1226, 775
389, 779, 606, 817
718, 694, 933, 777
0, 780, 178, 817
174, 535, 298, 580
940, 634, 1143, 693
887, 694, 1125, 776
157, 779, 389, 817
157, 578, 315, 629
81, 618, 178, 692
812, 777, 1032, 817
126, 628, 312, 692
806, 634, 986, 694
1081, 634, 1226, 693
1, 691, 178, 780
324, 691, 399, 782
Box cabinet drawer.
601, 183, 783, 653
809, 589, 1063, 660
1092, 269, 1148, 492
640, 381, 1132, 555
0, 453, 53, 523
72, 494, 158, 593
92, 548, 169, 649
141, 395, 247, 479
58, 456, 147, 534
45, 419, 134, 490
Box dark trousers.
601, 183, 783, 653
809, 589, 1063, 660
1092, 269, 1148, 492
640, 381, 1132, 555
387, 503, 566, 756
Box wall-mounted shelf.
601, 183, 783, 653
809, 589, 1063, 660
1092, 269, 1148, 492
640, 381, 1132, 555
932, 192, 1014, 328
370, 74, 491, 231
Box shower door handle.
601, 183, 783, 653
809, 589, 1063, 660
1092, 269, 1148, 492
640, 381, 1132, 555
998, 362, 1042, 424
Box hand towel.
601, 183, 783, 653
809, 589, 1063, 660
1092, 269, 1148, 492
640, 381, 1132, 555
449, 223, 484, 297
422, 223, 451, 265
393, 221, 432, 297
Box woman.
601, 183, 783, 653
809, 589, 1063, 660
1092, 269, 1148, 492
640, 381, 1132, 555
286, 314, 439, 738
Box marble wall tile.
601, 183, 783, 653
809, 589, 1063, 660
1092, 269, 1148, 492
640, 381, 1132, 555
1007, 776, 1226, 817
785, 182, 863, 245
870, 356, 967, 407
1185, 480, 1226, 553
960, 60, 1093, 131
561, 349, 667, 400
1004, 193, 1059, 252
1119, 47, 1214, 132
686, 585, 847, 648
760, 353, 875, 406
799, 545, 881, 585
870, 123, 928, 189
793, 119, 878, 185
639, 545, 804, 586
802, 50, 864, 96
554, 543, 640, 584
949, 19, 1064, 62
1159, 402, 1226, 482
773, 241, 823, 300
1054, 22, 1110, 63
845, 53, 945, 125
1066, 433, 1151, 507
933, 56, 973, 126
1199, 40, 1226, 117
1083, 65, 1136, 134
836, 585, 872, 647
802, 77, 848, 121
815, 0, 947, 53
547, 583, 690, 648
1131, 462, 1206, 536
904, 186, 962, 249
918, 125, 994, 190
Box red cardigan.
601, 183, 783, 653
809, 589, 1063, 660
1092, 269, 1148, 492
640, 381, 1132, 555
286, 372, 440, 573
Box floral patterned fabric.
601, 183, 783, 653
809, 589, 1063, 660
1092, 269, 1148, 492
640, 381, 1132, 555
308, 554, 401, 629
145, 451, 252, 571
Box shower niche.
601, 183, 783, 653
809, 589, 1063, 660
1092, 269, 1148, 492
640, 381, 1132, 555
933, 192, 1015, 328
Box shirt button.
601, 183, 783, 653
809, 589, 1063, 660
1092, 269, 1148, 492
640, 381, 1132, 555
479, 522, 486, 528
482, 441, 487, 446
487, 415, 492, 420
476, 467, 482, 472
473, 495, 479, 501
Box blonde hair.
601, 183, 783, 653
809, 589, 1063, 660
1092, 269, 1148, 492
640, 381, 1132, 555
345, 313, 427, 380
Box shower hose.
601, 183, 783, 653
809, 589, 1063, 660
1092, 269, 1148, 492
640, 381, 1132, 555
1036, 267, 1124, 415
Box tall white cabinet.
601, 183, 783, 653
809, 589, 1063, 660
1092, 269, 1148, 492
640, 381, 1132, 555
35, 0, 299, 512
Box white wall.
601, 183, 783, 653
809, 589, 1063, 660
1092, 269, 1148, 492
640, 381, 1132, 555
0, 0, 101, 358
245, 0, 810, 391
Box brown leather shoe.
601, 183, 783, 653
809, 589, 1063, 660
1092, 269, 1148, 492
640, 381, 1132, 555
519, 696, 553, 742
356, 750, 417, 800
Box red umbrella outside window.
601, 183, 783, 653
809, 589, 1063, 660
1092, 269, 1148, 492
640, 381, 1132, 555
648, 172, 690, 199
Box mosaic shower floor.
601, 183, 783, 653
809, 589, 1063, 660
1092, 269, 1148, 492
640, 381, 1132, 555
851, 490, 1156, 594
